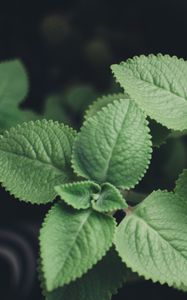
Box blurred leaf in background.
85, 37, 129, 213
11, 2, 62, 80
0, 59, 39, 133
43, 85, 98, 127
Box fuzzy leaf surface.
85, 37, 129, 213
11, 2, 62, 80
92, 183, 127, 212
40, 202, 115, 291
115, 190, 187, 288
111, 54, 187, 130
46, 248, 130, 300
55, 181, 100, 209
72, 98, 152, 189
0, 120, 76, 203
85, 93, 129, 119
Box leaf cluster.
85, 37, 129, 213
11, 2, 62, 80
0, 54, 187, 299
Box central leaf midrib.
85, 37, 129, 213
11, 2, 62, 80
126, 65, 187, 104
0, 148, 65, 174
100, 100, 130, 182
54, 209, 92, 284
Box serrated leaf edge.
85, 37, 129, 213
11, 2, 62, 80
111, 54, 186, 68
40, 250, 130, 300
84, 92, 128, 120
39, 202, 117, 291
92, 183, 128, 213
111, 54, 187, 131
72, 99, 152, 189
55, 180, 101, 210
0, 119, 77, 205
37, 258, 47, 297
114, 189, 187, 289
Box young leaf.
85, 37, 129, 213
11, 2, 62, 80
85, 93, 129, 119
175, 169, 187, 201
45, 248, 131, 300
0, 120, 76, 204
92, 183, 127, 212
111, 54, 187, 130
0, 59, 28, 106
55, 181, 100, 209
40, 202, 116, 291
72, 98, 152, 189
115, 190, 187, 289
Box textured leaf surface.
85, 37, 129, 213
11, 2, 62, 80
72, 98, 152, 189
85, 93, 129, 119
40, 202, 116, 291
0, 120, 76, 203
111, 54, 187, 130
55, 181, 100, 209
92, 183, 127, 212
46, 248, 130, 300
175, 169, 187, 201
115, 190, 187, 288
85, 93, 169, 148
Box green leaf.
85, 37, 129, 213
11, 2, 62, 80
72, 98, 152, 189
65, 85, 98, 114
85, 94, 169, 149
111, 54, 187, 130
0, 59, 28, 106
174, 283, 187, 292
0, 120, 76, 204
55, 181, 101, 209
55, 181, 127, 212
43, 85, 98, 125
169, 129, 187, 139
45, 248, 131, 300
175, 169, 187, 201
40, 202, 116, 291
92, 183, 127, 212
44, 94, 71, 125
85, 93, 129, 119
0, 107, 39, 131
115, 190, 187, 288
0, 60, 39, 131
0, 59, 38, 130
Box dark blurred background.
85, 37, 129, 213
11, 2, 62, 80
1, 0, 187, 299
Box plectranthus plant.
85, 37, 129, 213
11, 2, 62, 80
1, 54, 187, 299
